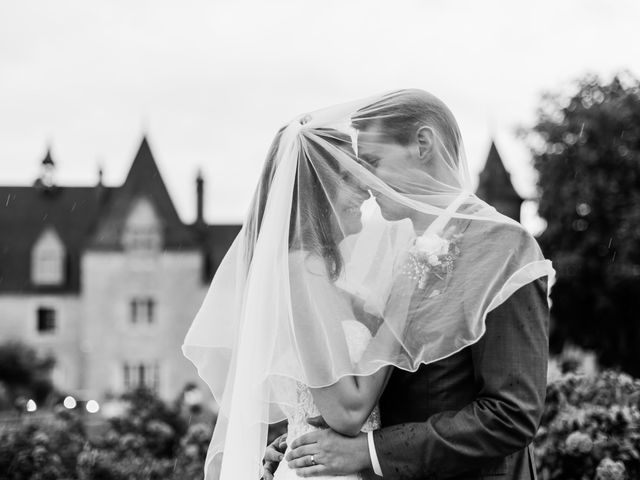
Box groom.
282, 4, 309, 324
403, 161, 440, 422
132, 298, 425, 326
264, 90, 550, 480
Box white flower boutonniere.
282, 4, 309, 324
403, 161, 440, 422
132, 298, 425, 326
403, 227, 462, 290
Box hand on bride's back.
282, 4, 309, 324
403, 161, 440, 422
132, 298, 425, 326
263, 433, 287, 480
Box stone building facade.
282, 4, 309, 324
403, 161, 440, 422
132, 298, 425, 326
0, 138, 240, 405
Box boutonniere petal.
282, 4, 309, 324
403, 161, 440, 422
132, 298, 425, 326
403, 228, 462, 290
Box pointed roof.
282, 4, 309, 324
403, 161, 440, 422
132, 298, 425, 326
33, 225, 65, 252
0, 185, 113, 292
476, 141, 522, 202
88, 137, 199, 250
0, 137, 242, 293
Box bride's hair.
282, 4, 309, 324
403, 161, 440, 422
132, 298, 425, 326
243, 127, 283, 269
291, 130, 359, 281
352, 89, 462, 161
246, 128, 354, 281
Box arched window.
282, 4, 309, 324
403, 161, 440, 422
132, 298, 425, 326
31, 227, 65, 285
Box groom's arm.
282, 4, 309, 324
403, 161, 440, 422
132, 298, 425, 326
372, 277, 549, 479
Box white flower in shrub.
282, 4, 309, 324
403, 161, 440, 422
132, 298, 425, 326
184, 444, 200, 458
596, 458, 626, 480
565, 431, 593, 454
146, 420, 174, 440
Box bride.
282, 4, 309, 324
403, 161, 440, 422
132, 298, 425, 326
182, 90, 553, 479
268, 128, 416, 480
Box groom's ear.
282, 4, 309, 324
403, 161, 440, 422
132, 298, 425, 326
416, 126, 435, 163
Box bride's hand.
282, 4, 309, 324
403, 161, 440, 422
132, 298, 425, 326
286, 427, 370, 477
263, 433, 287, 480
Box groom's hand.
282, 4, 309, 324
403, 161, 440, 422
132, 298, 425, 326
286, 419, 371, 477
306, 415, 329, 428
263, 433, 287, 480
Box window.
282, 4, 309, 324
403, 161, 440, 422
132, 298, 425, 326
31, 227, 65, 285
122, 197, 162, 253
37, 307, 56, 333
130, 298, 155, 324
125, 227, 161, 251
123, 361, 160, 392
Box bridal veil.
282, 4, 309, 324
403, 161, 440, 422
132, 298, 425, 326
182, 89, 555, 479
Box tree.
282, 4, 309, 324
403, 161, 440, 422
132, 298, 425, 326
0, 340, 55, 407
526, 72, 640, 376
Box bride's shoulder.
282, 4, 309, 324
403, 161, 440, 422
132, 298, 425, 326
288, 249, 328, 277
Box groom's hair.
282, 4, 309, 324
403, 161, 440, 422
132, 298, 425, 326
352, 89, 462, 161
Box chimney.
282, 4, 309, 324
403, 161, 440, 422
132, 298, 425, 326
196, 169, 204, 224
94, 163, 107, 201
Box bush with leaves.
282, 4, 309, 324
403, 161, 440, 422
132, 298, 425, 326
0, 406, 86, 479
77, 387, 213, 480
105, 387, 188, 458
0, 386, 214, 480
535, 370, 640, 480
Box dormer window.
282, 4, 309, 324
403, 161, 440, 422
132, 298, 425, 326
31, 227, 66, 286
122, 197, 162, 253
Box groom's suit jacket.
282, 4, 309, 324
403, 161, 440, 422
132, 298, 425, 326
369, 221, 550, 480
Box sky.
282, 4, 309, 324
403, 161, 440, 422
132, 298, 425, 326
1, 0, 639, 229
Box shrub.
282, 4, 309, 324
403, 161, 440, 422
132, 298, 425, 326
0, 405, 86, 479
536, 370, 640, 479
0, 386, 214, 480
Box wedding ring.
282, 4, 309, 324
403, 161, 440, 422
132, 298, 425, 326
310, 454, 316, 466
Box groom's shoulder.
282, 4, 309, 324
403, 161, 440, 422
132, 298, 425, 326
461, 218, 535, 251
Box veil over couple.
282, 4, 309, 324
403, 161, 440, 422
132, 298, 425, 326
182, 89, 555, 480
